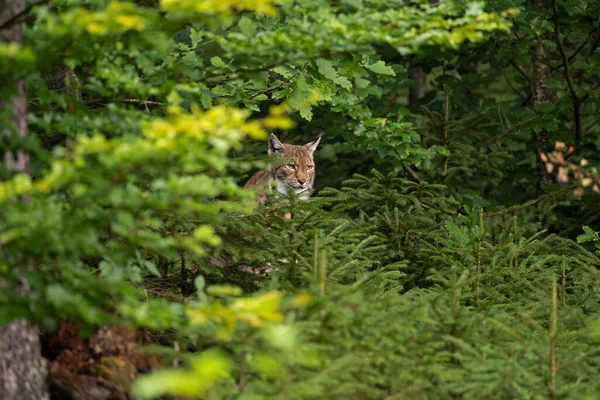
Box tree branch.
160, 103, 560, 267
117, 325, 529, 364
552, 1, 577, 101
84, 98, 163, 107
490, 35, 532, 82
584, 116, 600, 133
552, 0, 583, 147
401, 163, 422, 183
503, 69, 527, 102
509, 58, 532, 82
250, 80, 291, 99
572, 33, 600, 79
201, 47, 373, 85
0, 0, 49, 31
550, 33, 600, 75
551, 40, 586, 71
249, 64, 308, 99
455, 115, 538, 153
118, 98, 163, 106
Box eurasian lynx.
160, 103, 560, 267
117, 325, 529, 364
245, 133, 321, 203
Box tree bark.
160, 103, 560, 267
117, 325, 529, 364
408, 65, 428, 108
0, 1, 49, 399
1, 0, 30, 173
532, 41, 555, 198
0, 320, 49, 400
530, 0, 556, 198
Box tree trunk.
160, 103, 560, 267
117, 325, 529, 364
530, 0, 556, 198
531, 41, 556, 108
1, 0, 30, 173
0, 1, 49, 399
408, 65, 428, 108
0, 320, 49, 400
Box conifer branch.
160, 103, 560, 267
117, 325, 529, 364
483, 185, 576, 217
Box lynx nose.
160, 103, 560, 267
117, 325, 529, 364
297, 178, 306, 185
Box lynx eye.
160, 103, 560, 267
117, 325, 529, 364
307, 164, 314, 170
287, 163, 296, 169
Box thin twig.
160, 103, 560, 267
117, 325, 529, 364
172, 341, 180, 368
118, 98, 163, 106
551, 41, 586, 71
475, 209, 483, 306
549, 278, 557, 400
509, 58, 532, 82
238, 345, 247, 389
471, 116, 538, 151
443, 91, 449, 173
250, 80, 291, 99
584, 117, 600, 133
497, 104, 505, 133
320, 251, 326, 297
572, 32, 600, 79
503, 69, 527, 102
489, 36, 531, 82
249, 64, 307, 99
84, 98, 164, 107
180, 250, 186, 294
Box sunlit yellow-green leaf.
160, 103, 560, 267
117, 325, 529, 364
133, 349, 232, 399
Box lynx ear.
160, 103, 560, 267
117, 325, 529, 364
304, 136, 321, 156
268, 133, 284, 155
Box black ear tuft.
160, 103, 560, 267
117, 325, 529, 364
304, 135, 322, 155
268, 134, 285, 155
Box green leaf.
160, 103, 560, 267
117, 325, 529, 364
545, 78, 563, 89
144, 260, 161, 277
397, 107, 411, 117
578, 226, 598, 243
210, 56, 226, 68
334, 75, 352, 89
433, 145, 451, 156
354, 77, 370, 89
251, 354, 287, 379
194, 276, 206, 293
571, 61, 590, 70
47, 285, 71, 308
577, 233, 594, 243
206, 285, 243, 297
366, 60, 395, 76
238, 16, 256, 37
316, 59, 337, 80
190, 28, 204, 48
299, 104, 313, 121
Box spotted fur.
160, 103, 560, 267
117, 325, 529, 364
245, 133, 321, 202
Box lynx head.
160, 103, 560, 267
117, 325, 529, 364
268, 133, 321, 199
